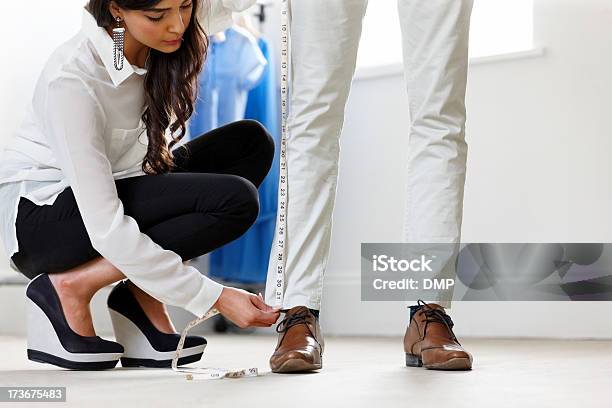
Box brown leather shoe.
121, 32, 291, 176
269, 306, 324, 373
403, 299, 473, 370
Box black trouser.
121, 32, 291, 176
11, 120, 275, 280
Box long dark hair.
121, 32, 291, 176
86, 0, 208, 174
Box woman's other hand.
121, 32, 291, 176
212, 287, 281, 328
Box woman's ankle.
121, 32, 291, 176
126, 281, 177, 334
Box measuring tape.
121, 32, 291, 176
274, 0, 290, 307
171, 308, 259, 380
171, 0, 291, 379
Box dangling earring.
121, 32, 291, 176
112, 16, 125, 71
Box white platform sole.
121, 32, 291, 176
27, 298, 122, 369
109, 309, 206, 367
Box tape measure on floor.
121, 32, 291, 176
274, 0, 290, 308
171, 1, 291, 379
171, 308, 259, 380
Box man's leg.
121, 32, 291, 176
265, 0, 368, 372
398, 0, 474, 370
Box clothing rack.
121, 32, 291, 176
254, 0, 273, 25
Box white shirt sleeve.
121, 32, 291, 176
198, 0, 258, 34
41, 77, 224, 317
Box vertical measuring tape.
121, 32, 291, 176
274, 0, 290, 308
171, 0, 291, 379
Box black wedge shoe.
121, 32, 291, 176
26, 274, 123, 370
107, 280, 207, 368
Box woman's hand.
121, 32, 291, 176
213, 287, 281, 328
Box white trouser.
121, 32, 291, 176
265, 0, 473, 310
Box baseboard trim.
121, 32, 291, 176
2, 270, 611, 339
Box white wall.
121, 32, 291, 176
318, 0, 612, 338
0, 2, 83, 145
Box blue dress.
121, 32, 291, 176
188, 27, 267, 139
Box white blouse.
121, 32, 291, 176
0, 0, 256, 317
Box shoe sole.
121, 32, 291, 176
26, 297, 122, 370
272, 358, 322, 373
405, 353, 472, 370
109, 309, 206, 368
27, 349, 119, 370
120, 353, 204, 368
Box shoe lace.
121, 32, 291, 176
417, 299, 459, 343
275, 310, 311, 333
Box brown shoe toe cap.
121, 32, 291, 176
421, 345, 473, 370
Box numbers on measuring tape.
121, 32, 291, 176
274, 0, 290, 307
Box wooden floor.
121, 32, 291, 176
0, 335, 611, 407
